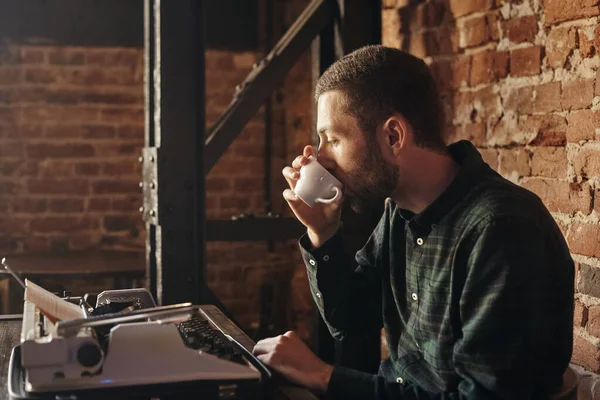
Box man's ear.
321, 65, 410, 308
382, 116, 408, 155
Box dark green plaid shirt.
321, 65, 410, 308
300, 140, 574, 399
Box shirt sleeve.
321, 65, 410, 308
324, 216, 573, 400
299, 217, 385, 340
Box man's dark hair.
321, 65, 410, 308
315, 45, 446, 150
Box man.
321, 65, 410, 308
252, 45, 574, 399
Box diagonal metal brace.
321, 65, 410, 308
204, 0, 334, 174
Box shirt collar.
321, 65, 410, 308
396, 140, 492, 234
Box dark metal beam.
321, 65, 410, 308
143, 0, 206, 306
204, 0, 334, 174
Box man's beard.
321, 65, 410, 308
343, 145, 398, 214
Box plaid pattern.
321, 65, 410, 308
300, 141, 574, 399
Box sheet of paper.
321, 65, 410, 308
24, 279, 83, 321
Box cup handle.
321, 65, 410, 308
315, 186, 342, 205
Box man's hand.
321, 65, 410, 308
282, 145, 342, 248
253, 331, 334, 393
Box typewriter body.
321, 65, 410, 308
9, 288, 270, 400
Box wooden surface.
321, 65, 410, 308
0, 250, 145, 276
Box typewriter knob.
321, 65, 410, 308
77, 343, 103, 368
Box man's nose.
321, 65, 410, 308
316, 149, 336, 170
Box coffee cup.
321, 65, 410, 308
293, 156, 343, 207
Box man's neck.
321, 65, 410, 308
391, 147, 459, 214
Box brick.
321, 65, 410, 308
206, 177, 232, 193
452, 55, 471, 89
21, 106, 100, 123
488, 115, 521, 146
567, 110, 600, 142
533, 82, 561, 113
75, 163, 101, 176
568, 224, 600, 258
49, 199, 84, 213
530, 147, 567, 178
102, 162, 134, 176
382, 9, 402, 48
597, 68, 600, 96
543, 0, 600, 26
547, 27, 578, 69
26, 143, 95, 159
579, 264, 600, 297
111, 197, 140, 212
505, 85, 534, 115
470, 50, 509, 86
116, 125, 143, 139
48, 50, 85, 65
88, 198, 111, 212
430, 60, 453, 93
30, 216, 95, 233
233, 177, 262, 192
576, 300, 589, 328
574, 149, 600, 178
93, 180, 140, 195
81, 90, 142, 105
220, 196, 252, 210
86, 49, 141, 69
24, 68, 56, 84
572, 333, 600, 372
103, 216, 139, 232
588, 306, 600, 337
503, 15, 538, 44
28, 179, 89, 195
561, 79, 595, 110
450, 0, 494, 17
0, 216, 29, 234
100, 107, 144, 123
0, 68, 22, 85
522, 180, 592, 214
479, 148, 499, 170
19, 47, 45, 64
23, 237, 51, 253
461, 15, 493, 48
579, 28, 596, 58
446, 124, 486, 147
520, 115, 567, 146
12, 199, 47, 213
471, 85, 501, 122
407, 30, 439, 58
510, 46, 543, 77
499, 148, 531, 177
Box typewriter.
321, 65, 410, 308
8, 283, 271, 400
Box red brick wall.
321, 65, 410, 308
383, 0, 600, 385
0, 44, 145, 254
0, 39, 314, 337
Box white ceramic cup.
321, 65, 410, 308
293, 156, 343, 207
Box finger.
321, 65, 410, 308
256, 353, 273, 367
282, 166, 300, 190
253, 337, 278, 355
303, 145, 315, 158
283, 188, 300, 203
283, 330, 297, 339
291, 154, 310, 170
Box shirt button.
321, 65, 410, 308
309, 259, 316, 266
396, 376, 404, 384
316, 292, 322, 299
323, 255, 330, 261
416, 238, 424, 246
411, 293, 418, 301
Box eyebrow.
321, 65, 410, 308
317, 126, 329, 135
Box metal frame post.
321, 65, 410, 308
143, 0, 207, 306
